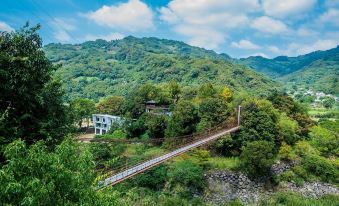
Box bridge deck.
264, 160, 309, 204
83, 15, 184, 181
97, 126, 240, 190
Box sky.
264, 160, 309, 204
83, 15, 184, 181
1, 0, 339, 58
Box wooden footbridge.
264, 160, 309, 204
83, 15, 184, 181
96, 106, 242, 190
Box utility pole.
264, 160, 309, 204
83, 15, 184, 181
237, 105, 241, 126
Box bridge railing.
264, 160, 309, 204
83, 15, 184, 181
95, 115, 239, 183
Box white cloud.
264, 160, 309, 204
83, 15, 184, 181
262, 0, 317, 18
0, 21, 14, 32
54, 30, 71, 42
231, 40, 261, 50
268, 39, 339, 56
174, 25, 225, 49
51, 18, 76, 42
319, 9, 339, 26
251, 16, 289, 34
86, 0, 154, 32
159, 0, 260, 49
84, 32, 125, 41
295, 39, 339, 55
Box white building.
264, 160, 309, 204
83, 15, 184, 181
92, 114, 123, 135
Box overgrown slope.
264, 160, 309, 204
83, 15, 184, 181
44, 36, 277, 100
239, 46, 339, 95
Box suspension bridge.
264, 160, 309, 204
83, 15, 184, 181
96, 106, 242, 190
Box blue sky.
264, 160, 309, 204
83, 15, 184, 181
1, 0, 339, 58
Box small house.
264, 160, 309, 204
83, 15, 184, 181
92, 114, 123, 135
145, 100, 171, 116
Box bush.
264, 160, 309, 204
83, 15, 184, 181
294, 141, 320, 157
309, 126, 339, 157
278, 142, 296, 161
260, 192, 339, 206
167, 160, 205, 191
240, 140, 276, 177
277, 113, 300, 145
302, 154, 338, 183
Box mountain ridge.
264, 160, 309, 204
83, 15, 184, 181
44, 36, 276, 100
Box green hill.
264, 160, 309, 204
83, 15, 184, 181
44, 36, 277, 100
239, 46, 339, 95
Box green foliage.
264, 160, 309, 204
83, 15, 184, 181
277, 113, 300, 145
237, 99, 279, 147
260, 192, 339, 206
70, 98, 95, 128
0, 25, 72, 148
208, 157, 240, 171
0, 138, 98, 205
89, 142, 126, 169
240, 140, 276, 177
322, 96, 336, 108
319, 119, 339, 133
197, 97, 228, 130
269, 93, 314, 136
239, 46, 339, 95
96, 96, 124, 115
132, 165, 168, 190
301, 154, 338, 183
278, 142, 296, 161
144, 113, 168, 139
309, 126, 339, 157
44, 37, 278, 101
167, 160, 205, 191
165, 100, 199, 137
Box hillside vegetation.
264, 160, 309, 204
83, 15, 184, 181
239, 46, 339, 95
44, 36, 277, 100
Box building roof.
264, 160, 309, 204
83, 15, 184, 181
92, 114, 121, 119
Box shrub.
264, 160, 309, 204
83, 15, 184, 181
240, 140, 276, 177
294, 141, 320, 157
302, 154, 337, 183
167, 160, 205, 191
277, 113, 300, 145
309, 126, 339, 157
278, 142, 296, 161
260, 192, 339, 206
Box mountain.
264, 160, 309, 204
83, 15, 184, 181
239, 46, 339, 95
44, 36, 277, 100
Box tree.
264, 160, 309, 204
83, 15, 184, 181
309, 126, 339, 157
198, 83, 216, 98
96, 96, 124, 115
166, 80, 181, 103
165, 100, 199, 137
0, 24, 71, 148
167, 160, 205, 191
277, 113, 300, 145
237, 99, 279, 147
0, 138, 99, 205
144, 113, 168, 139
322, 96, 335, 108
220, 86, 233, 102
240, 140, 275, 177
70, 98, 95, 128
197, 97, 228, 130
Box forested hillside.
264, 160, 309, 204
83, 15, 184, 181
239, 46, 339, 95
44, 36, 277, 100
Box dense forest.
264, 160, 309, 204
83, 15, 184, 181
239, 46, 339, 95
1, 26, 338, 205
44, 37, 278, 101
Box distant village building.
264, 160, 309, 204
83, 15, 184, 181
92, 114, 123, 135
145, 100, 171, 116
